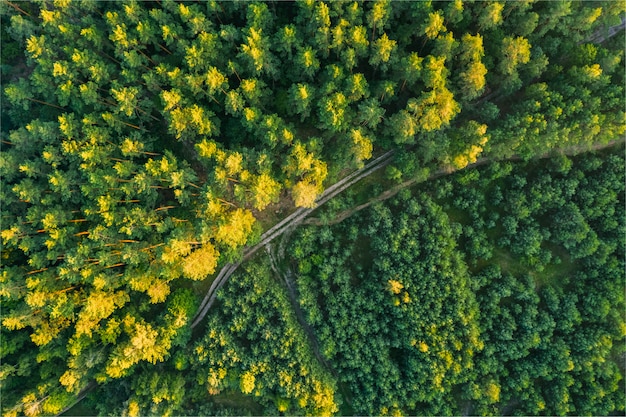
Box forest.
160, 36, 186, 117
0, 0, 624, 416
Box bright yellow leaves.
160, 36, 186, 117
349, 25, 369, 55
297, 84, 310, 100
485, 381, 501, 403
206, 368, 228, 395
321, 92, 348, 131
182, 244, 220, 280
252, 173, 281, 210
168, 104, 218, 139
500, 36, 531, 76
288, 143, 315, 175
127, 401, 141, 417
423, 55, 448, 89
452, 143, 487, 170
161, 89, 182, 111
292, 180, 320, 208
276, 398, 289, 413
111, 86, 139, 117
478, 2, 504, 30
243, 107, 260, 123
243, 30, 261, 64
196, 139, 218, 159
285, 142, 328, 208
298, 46, 320, 77
216, 209, 256, 249
75, 290, 129, 337
370, 33, 396, 66
388, 279, 411, 305
459, 33, 488, 99
388, 279, 404, 294
161, 238, 192, 264
105, 316, 168, 378
351, 128, 373, 167
52, 62, 68, 77
240, 78, 258, 97
59, 369, 80, 392
120, 137, 145, 156
197, 141, 282, 210
423, 11, 446, 39
110, 24, 131, 49
2, 315, 26, 331
240, 371, 256, 394
460, 61, 488, 96
450, 122, 489, 169
225, 152, 243, 176
582, 63, 603, 79
146, 279, 170, 303
309, 381, 338, 415
406, 86, 460, 133
206, 66, 228, 95
26, 35, 46, 58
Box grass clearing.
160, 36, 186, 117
209, 390, 264, 415
61, 400, 98, 417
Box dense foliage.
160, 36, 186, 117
287, 147, 625, 415
290, 195, 481, 415
0, 0, 624, 415
81, 259, 338, 417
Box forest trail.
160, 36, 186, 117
304, 138, 626, 227
60, 139, 623, 417
191, 138, 624, 328
584, 16, 626, 44
265, 242, 332, 373
59, 151, 395, 416
190, 150, 395, 328
266, 237, 355, 408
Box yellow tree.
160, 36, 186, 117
182, 244, 220, 280
292, 180, 319, 208
350, 128, 373, 167
459, 61, 488, 100
369, 33, 397, 70
499, 36, 531, 76
215, 209, 256, 249
477, 1, 504, 31
448, 121, 489, 169
422, 11, 446, 39
251, 173, 281, 211
407, 87, 460, 132
457, 33, 488, 100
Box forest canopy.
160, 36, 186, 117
0, 0, 624, 416
287, 146, 625, 415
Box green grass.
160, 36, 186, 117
488, 243, 576, 291
209, 390, 264, 415
61, 400, 98, 417
534, 243, 576, 289
491, 247, 528, 277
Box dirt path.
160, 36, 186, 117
585, 16, 626, 44
266, 243, 331, 371
55, 381, 96, 417
190, 150, 395, 328
265, 239, 354, 408
304, 139, 625, 227
61, 139, 622, 416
